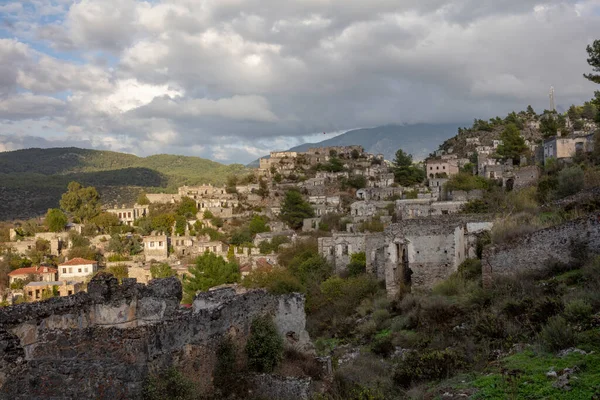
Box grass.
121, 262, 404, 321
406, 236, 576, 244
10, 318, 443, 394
461, 348, 600, 399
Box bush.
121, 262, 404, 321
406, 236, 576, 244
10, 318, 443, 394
213, 337, 238, 394
347, 252, 366, 276
245, 315, 284, 373
432, 274, 467, 297
457, 258, 482, 280
393, 348, 464, 387
242, 267, 304, 295
142, 368, 195, 400
371, 332, 394, 358
563, 299, 593, 324
539, 316, 576, 352
556, 166, 584, 198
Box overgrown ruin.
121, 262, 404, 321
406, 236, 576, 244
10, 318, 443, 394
0, 273, 312, 399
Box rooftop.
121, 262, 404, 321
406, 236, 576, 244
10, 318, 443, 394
8, 266, 57, 276
59, 257, 97, 266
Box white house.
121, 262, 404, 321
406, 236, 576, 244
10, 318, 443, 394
58, 258, 98, 281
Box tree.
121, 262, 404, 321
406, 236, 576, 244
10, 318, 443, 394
582, 102, 598, 120
59, 181, 101, 223
496, 124, 527, 163
177, 197, 197, 217
245, 315, 284, 373
584, 39, 600, 84
540, 114, 559, 138
151, 213, 175, 234
182, 253, 240, 303
91, 212, 120, 233
136, 193, 150, 205
526, 105, 536, 116
150, 263, 176, 279
393, 149, 413, 168
280, 189, 314, 230
248, 215, 270, 236
107, 264, 129, 282
45, 208, 67, 232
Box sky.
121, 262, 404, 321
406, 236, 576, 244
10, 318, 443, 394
0, 0, 599, 164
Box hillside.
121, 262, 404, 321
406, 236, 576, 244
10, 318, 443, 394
0, 147, 248, 220
248, 123, 464, 166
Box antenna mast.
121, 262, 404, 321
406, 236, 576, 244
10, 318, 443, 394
549, 86, 556, 112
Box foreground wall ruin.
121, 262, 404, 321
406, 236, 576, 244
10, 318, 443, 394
0, 274, 310, 399
483, 214, 600, 286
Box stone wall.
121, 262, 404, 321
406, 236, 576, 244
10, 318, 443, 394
0, 275, 311, 399
367, 215, 493, 296
483, 215, 600, 285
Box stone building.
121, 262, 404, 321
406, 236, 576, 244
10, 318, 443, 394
146, 193, 182, 204
395, 198, 466, 219
0, 275, 313, 399
197, 241, 228, 257
143, 234, 169, 261
426, 158, 460, 179
23, 280, 84, 302
366, 215, 493, 296
543, 134, 594, 164
58, 258, 98, 281
356, 187, 403, 201
8, 266, 57, 285
350, 201, 392, 218
106, 204, 148, 226
172, 235, 196, 257
318, 233, 367, 274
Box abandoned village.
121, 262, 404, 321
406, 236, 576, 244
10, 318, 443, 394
1, 104, 600, 399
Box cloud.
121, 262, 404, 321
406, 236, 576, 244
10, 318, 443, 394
0, 93, 66, 120
0, 0, 598, 163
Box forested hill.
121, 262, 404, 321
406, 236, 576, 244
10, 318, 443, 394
0, 147, 247, 221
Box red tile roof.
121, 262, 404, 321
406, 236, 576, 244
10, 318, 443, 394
240, 263, 252, 273
8, 266, 58, 277
59, 258, 97, 266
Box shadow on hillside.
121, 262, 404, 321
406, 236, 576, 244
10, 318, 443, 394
0, 167, 168, 220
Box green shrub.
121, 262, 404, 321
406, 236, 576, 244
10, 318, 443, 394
372, 309, 391, 330
142, 368, 194, 400
556, 166, 584, 198
432, 274, 467, 296
371, 332, 394, 358
539, 316, 576, 352
457, 258, 482, 280
245, 315, 284, 373
242, 267, 304, 295
418, 295, 462, 330
393, 348, 464, 387
347, 252, 366, 276
213, 336, 238, 395
563, 299, 593, 324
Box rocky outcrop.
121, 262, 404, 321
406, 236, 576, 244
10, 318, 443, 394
0, 274, 311, 399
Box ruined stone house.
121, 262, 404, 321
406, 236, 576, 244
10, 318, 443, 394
366, 215, 493, 296
106, 204, 148, 226
143, 234, 169, 261
318, 233, 367, 274
0, 275, 313, 399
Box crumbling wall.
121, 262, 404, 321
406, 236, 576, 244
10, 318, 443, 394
483, 215, 600, 285
0, 274, 310, 399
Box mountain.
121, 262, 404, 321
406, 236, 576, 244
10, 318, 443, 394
0, 147, 248, 221
248, 123, 464, 166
